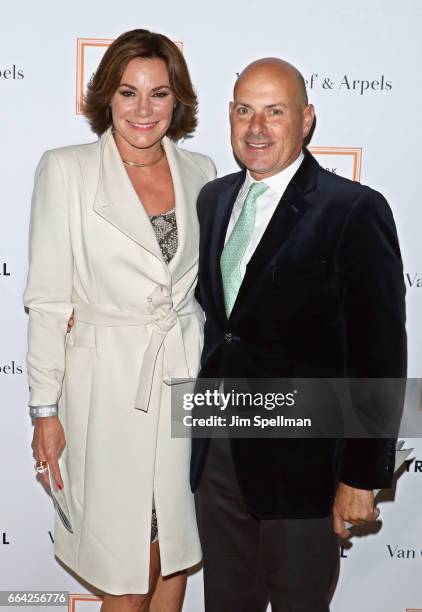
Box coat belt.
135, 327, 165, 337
73, 286, 201, 412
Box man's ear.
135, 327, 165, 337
303, 104, 315, 138
229, 101, 235, 124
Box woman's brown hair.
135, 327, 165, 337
84, 29, 197, 141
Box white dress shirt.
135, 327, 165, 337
224, 152, 304, 279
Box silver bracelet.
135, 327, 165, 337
29, 405, 58, 418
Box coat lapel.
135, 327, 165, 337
93, 128, 164, 261
230, 150, 319, 318
93, 130, 205, 280
163, 138, 199, 281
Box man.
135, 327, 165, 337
191, 58, 406, 611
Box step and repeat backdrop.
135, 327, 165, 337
1, 0, 421, 610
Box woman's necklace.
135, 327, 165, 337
122, 145, 165, 168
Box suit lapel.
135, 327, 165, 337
209, 171, 245, 321
93, 127, 164, 261
230, 151, 319, 318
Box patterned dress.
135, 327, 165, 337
149, 207, 178, 542
149, 208, 178, 265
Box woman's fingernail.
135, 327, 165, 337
57, 483, 63, 490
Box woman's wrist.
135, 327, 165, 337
29, 405, 58, 418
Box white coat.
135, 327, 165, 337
24, 127, 216, 594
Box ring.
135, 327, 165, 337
34, 460, 48, 474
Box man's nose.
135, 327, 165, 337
249, 112, 266, 134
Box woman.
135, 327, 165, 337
24, 29, 215, 611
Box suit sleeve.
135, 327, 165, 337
23, 151, 74, 406
338, 188, 406, 489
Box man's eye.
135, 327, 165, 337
270, 108, 283, 116
237, 107, 249, 115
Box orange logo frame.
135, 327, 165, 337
68, 594, 103, 610
308, 146, 362, 182
76, 37, 183, 114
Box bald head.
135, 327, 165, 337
235, 58, 308, 108
229, 56, 314, 179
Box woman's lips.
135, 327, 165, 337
127, 120, 159, 130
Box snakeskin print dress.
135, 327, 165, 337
148, 207, 178, 543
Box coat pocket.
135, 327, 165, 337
67, 320, 96, 349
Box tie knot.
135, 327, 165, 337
246, 181, 269, 202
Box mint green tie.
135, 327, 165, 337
220, 181, 269, 316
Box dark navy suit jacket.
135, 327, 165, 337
190, 150, 406, 519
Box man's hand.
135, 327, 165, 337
333, 482, 379, 538
67, 310, 74, 333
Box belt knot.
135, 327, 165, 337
147, 285, 178, 333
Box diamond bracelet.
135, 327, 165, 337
29, 405, 58, 418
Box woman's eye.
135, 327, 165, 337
119, 89, 135, 97
153, 91, 170, 98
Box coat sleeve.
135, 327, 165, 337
23, 150, 74, 406
205, 156, 217, 182
337, 187, 407, 489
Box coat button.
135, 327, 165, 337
224, 333, 233, 343
385, 465, 393, 472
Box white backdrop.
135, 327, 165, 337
1, 1, 421, 610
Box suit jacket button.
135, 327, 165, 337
224, 333, 233, 343
385, 465, 393, 472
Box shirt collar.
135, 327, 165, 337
242, 150, 304, 200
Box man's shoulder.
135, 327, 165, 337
316, 162, 366, 194
313, 160, 387, 204
196, 170, 243, 221
199, 170, 243, 197
310, 161, 392, 226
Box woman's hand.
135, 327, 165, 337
32, 416, 66, 490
